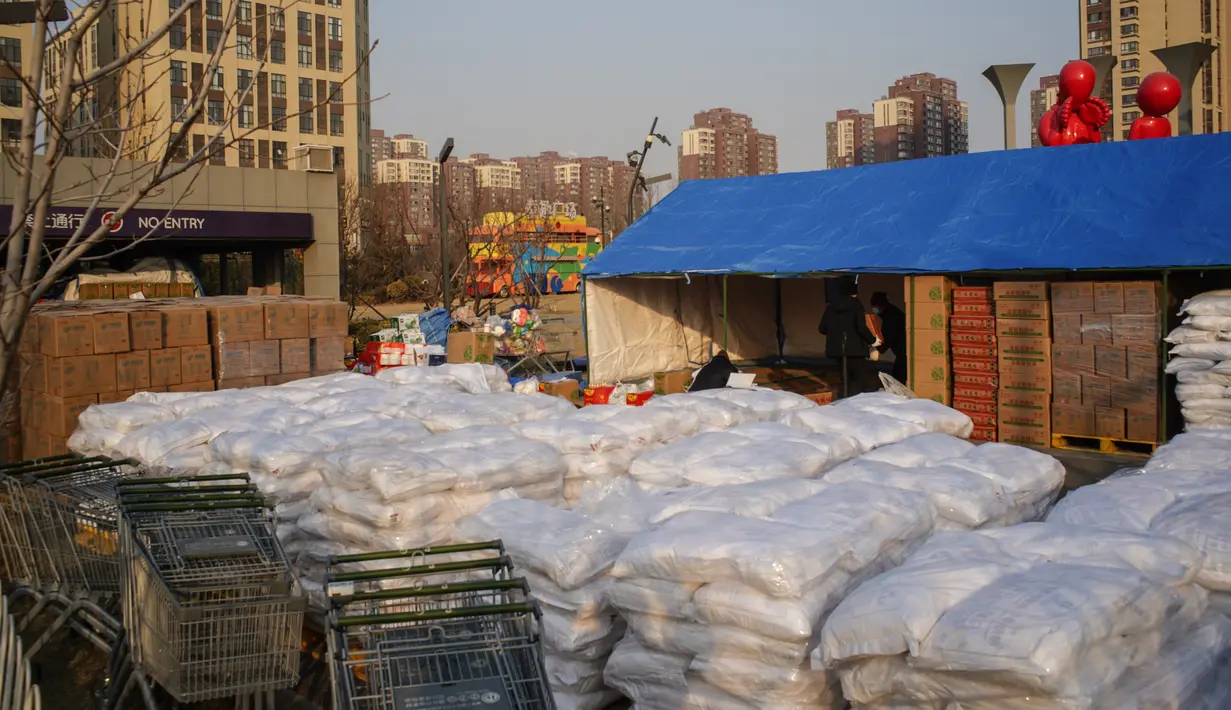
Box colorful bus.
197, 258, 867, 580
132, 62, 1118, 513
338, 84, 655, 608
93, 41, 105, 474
467, 211, 603, 297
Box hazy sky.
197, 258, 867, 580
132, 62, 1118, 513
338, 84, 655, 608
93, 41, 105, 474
369, 1, 1077, 181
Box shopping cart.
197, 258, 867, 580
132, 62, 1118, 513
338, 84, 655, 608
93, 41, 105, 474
326, 542, 556, 710
1, 595, 41, 710
116, 475, 306, 704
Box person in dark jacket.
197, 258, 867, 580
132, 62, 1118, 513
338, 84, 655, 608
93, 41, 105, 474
820, 277, 879, 397
871, 292, 907, 384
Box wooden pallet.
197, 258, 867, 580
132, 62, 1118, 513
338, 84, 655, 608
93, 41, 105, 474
1051, 433, 1158, 457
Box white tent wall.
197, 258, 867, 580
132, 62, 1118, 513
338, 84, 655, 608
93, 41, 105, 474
584, 272, 907, 384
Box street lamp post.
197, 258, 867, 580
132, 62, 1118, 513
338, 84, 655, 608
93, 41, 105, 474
437, 137, 454, 310
591, 183, 610, 246
626, 117, 671, 227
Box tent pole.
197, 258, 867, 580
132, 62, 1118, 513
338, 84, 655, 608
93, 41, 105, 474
580, 276, 590, 377
1162, 269, 1170, 439
722, 276, 729, 352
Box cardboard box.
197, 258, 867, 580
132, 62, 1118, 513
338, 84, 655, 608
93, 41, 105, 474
1094, 345, 1127, 379
447, 331, 495, 365
949, 330, 997, 346
1083, 374, 1111, 408
280, 339, 311, 374
999, 387, 1050, 413
214, 342, 252, 380
905, 275, 953, 304
1080, 314, 1113, 345
908, 329, 949, 358
1122, 281, 1162, 314
913, 381, 951, 406
310, 337, 346, 372
952, 301, 994, 316
1053, 370, 1082, 405
998, 401, 1050, 430
264, 301, 312, 340
180, 345, 213, 383
1052, 343, 1095, 375
1112, 314, 1162, 344
999, 336, 1050, 361
162, 308, 208, 348
1126, 345, 1161, 381
999, 367, 1051, 394
39, 313, 94, 357
91, 312, 130, 354
1051, 282, 1095, 313
951, 358, 997, 375
249, 340, 282, 376
653, 369, 694, 395
999, 343, 1051, 374
993, 282, 1049, 301
309, 301, 349, 337
1053, 313, 1082, 344
129, 311, 164, 350
1126, 407, 1159, 442
996, 318, 1050, 340
81, 354, 116, 395
952, 286, 993, 303
952, 397, 996, 415
40, 393, 98, 437
1096, 406, 1126, 439
1094, 283, 1125, 314
215, 376, 265, 390
264, 373, 308, 386
998, 423, 1051, 447
539, 379, 582, 406
950, 344, 997, 360
169, 380, 217, 393
954, 371, 999, 389
803, 391, 834, 406
995, 301, 1049, 321
209, 302, 265, 342
98, 390, 134, 404
1111, 376, 1158, 409
950, 315, 996, 332
20, 353, 47, 394
969, 426, 998, 443
115, 351, 151, 391
959, 410, 997, 429
1053, 405, 1096, 437
149, 348, 183, 387
910, 355, 952, 386
906, 301, 950, 330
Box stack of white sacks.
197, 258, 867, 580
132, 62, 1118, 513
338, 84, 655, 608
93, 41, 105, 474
1165, 289, 1231, 430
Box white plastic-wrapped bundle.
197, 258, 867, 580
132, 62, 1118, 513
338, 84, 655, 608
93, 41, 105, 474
687, 387, 817, 421
376, 362, 512, 393
405, 392, 575, 432
644, 393, 758, 430
819, 523, 1211, 710
1168, 291, 1231, 430
833, 393, 975, 438
112, 418, 213, 466
76, 401, 175, 433
781, 405, 928, 450
459, 498, 630, 703
607, 482, 939, 709
627, 422, 861, 490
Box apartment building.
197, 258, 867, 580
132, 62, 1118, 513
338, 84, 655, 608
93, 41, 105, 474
50, 0, 372, 185
825, 109, 875, 169
678, 108, 778, 180
1080, 0, 1228, 140
1030, 75, 1061, 147
884, 73, 968, 161
0, 24, 36, 144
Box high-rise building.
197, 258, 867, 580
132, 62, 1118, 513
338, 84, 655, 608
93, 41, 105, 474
0, 25, 36, 145
1080, 0, 1228, 141
1030, 75, 1061, 147
825, 109, 875, 169
678, 108, 778, 181
875, 73, 969, 162
50, 0, 372, 185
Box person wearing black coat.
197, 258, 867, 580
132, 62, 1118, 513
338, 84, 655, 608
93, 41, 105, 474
820, 278, 879, 397
871, 292, 907, 384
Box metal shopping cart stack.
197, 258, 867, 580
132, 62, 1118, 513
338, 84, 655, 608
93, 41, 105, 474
326, 542, 556, 710
0, 454, 134, 658
1, 594, 42, 710
115, 475, 305, 705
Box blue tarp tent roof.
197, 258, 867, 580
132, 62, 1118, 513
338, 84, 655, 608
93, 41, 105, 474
584, 133, 1231, 278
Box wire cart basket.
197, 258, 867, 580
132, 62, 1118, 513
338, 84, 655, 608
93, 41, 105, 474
326, 542, 556, 710
117, 475, 305, 703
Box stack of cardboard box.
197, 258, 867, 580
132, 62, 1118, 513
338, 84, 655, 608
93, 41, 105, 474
994, 282, 1053, 446
1051, 281, 1163, 443
949, 287, 998, 442
15, 296, 348, 459
904, 275, 954, 405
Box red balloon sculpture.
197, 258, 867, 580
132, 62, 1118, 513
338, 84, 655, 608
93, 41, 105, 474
1129, 72, 1182, 140
1037, 60, 1112, 146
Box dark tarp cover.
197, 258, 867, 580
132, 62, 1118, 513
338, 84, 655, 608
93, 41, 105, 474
584, 133, 1231, 278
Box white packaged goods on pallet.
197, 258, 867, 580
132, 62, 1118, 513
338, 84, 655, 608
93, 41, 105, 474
1168, 291, 1231, 429
819, 523, 1230, 710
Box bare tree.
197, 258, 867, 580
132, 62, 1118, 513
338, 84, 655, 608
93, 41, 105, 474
0, 0, 374, 423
